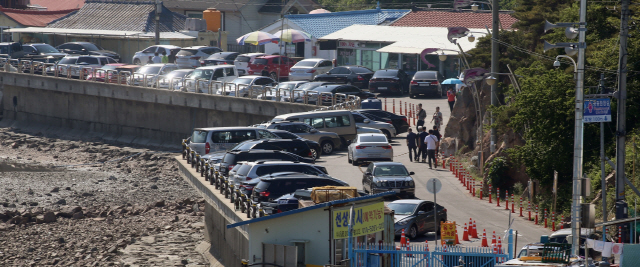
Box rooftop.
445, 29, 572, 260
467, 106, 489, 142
29, 0, 85, 11
391, 10, 518, 30
0, 6, 77, 27
283, 9, 411, 38
47, 0, 186, 32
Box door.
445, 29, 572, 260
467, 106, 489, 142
318, 60, 333, 75
263, 243, 298, 267
416, 203, 433, 233
324, 67, 346, 83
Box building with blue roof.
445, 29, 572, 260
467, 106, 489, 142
259, 7, 410, 59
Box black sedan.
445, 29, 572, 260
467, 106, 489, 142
268, 129, 322, 160
55, 42, 120, 62
389, 199, 448, 240
310, 84, 376, 105
362, 162, 415, 198
201, 52, 240, 66
356, 109, 410, 134
368, 69, 411, 95
313, 65, 374, 89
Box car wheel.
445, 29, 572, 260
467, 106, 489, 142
348, 153, 352, 164
321, 141, 334, 155
134, 58, 141, 65
352, 157, 358, 166
382, 130, 392, 140
310, 148, 319, 160
409, 94, 415, 99
270, 72, 278, 80
409, 225, 418, 240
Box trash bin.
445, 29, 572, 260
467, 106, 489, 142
361, 98, 382, 110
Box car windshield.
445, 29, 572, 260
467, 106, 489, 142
297, 82, 327, 91
373, 70, 398, 78
374, 165, 409, 176
177, 49, 198, 56
236, 164, 252, 176
167, 71, 191, 78
58, 58, 76, 64
207, 53, 227, 60
188, 69, 214, 80
388, 203, 417, 215
350, 67, 372, 74
276, 83, 298, 91
253, 58, 268, 65
312, 86, 337, 92
293, 61, 317, 67
137, 66, 161, 74
33, 44, 59, 53
274, 132, 299, 139
235, 56, 251, 62
191, 130, 208, 143
232, 78, 254, 85
101, 65, 118, 70
414, 72, 437, 79
360, 136, 387, 142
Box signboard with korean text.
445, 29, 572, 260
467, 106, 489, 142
584, 98, 612, 123
440, 221, 457, 245
333, 202, 385, 239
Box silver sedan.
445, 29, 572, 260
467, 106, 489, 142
347, 133, 393, 166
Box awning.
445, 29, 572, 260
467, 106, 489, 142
319, 25, 486, 55
6, 27, 197, 39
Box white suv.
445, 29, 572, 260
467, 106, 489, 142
128, 63, 179, 87
232, 161, 330, 186
182, 65, 238, 93
175, 46, 223, 68
53, 55, 117, 78
288, 58, 333, 81
234, 52, 266, 76
132, 45, 181, 65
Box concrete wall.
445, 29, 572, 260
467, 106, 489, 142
0, 72, 315, 148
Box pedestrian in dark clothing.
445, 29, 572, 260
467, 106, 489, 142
432, 125, 441, 157
425, 130, 439, 169
168, 50, 177, 63
417, 126, 428, 162
406, 128, 417, 162
417, 103, 426, 132
261, 66, 270, 77
147, 56, 153, 65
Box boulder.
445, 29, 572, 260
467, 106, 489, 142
43, 211, 56, 223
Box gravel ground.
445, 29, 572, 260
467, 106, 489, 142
0, 127, 209, 266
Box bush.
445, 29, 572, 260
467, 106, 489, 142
485, 156, 510, 189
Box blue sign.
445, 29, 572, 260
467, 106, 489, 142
584, 98, 612, 123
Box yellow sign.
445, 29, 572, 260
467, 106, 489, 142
440, 221, 457, 244
333, 202, 385, 239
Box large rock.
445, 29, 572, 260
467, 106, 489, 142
43, 211, 56, 223
442, 83, 491, 151
58, 206, 82, 218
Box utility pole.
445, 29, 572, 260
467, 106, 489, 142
615, 0, 630, 241
570, 0, 587, 256
155, 0, 162, 45
600, 73, 608, 253
490, 0, 499, 153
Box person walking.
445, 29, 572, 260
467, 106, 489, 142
161, 51, 169, 63
424, 130, 439, 169
406, 128, 417, 162
431, 106, 443, 131
417, 126, 428, 162
168, 50, 177, 63
416, 103, 426, 131
152, 52, 162, 63
447, 88, 456, 112
261, 66, 270, 77
432, 125, 441, 161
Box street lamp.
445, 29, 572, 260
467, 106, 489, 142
471, 3, 479, 11
554, 55, 577, 73
485, 75, 497, 85
468, 34, 475, 42
439, 52, 447, 62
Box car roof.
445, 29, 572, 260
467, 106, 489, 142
298, 58, 325, 62
312, 85, 342, 91
357, 133, 386, 137
259, 173, 333, 181
238, 52, 266, 56
143, 63, 178, 67
257, 55, 285, 59
372, 162, 404, 166
194, 126, 258, 131
170, 69, 193, 72
197, 65, 235, 69
154, 45, 181, 48
274, 110, 352, 118
390, 199, 427, 204
235, 75, 264, 79
182, 46, 210, 49
105, 63, 126, 66
550, 228, 595, 236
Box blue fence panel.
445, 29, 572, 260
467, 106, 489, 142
352, 243, 509, 267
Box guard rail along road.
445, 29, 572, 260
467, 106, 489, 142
0, 59, 361, 148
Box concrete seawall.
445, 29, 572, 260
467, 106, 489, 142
0, 72, 315, 148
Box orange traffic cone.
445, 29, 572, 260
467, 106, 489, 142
400, 229, 407, 247
443, 244, 448, 252
472, 221, 478, 238
481, 229, 489, 247
497, 236, 502, 253
406, 238, 413, 257
462, 223, 470, 241
454, 227, 460, 245
424, 240, 429, 259
491, 231, 497, 245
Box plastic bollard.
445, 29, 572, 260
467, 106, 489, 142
511, 194, 515, 213
400, 100, 403, 115
480, 181, 483, 200
505, 190, 510, 210
496, 188, 500, 207
488, 185, 492, 203
384, 98, 387, 111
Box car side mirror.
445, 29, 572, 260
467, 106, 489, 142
409, 171, 415, 175
363, 119, 370, 124
365, 172, 372, 176
418, 211, 426, 215
310, 129, 318, 133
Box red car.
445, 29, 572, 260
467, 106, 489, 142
247, 55, 296, 80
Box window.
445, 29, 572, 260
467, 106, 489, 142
22, 46, 35, 53
191, 130, 208, 143
213, 69, 224, 79
99, 58, 108, 65
211, 130, 257, 143
291, 124, 310, 133
341, 115, 351, 126
309, 118, 324, 129
353, 113, 366, 123
142, 46, 157, 53
324, 116, 350, 128
258, 130, 278, 139
255, 78, 274, 86
107, 58, 117, 64
224, 67, 235, 76
76, 57, 99, 65
271, 57, 280, 64
360, 135, 387, 142
320, 61, 333, 67
328, 67, 344, 75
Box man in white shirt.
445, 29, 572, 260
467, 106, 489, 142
152, 52, 162, 64
424, 130, 439, 169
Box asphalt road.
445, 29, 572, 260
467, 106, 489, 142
318, 93, 552, 252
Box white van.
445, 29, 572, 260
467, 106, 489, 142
188, 127, 280, 155
271, 110, 357, 146
182, 65, 238, 93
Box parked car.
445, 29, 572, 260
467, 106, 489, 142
409, 71, 445, 98
189, 127, 280, 155
157, 69, 193, 90
312, 65, 374, 89
369, 69, 411, 95
128, 63, 179, 87
347, 133, 393, 165
231, 139, 314, 159
201, 52, 240, 66
21, 43, 67, 63
234, 52, 266, 76
232, 161, 329, 189
250, 173, 349, 217
271, 110, 357, 147
175, 46, 222, 68
247, 55, 296, 80
218, 75, 276, 97
362, 162, 414, 197
264, 121, 341, 155
54, 55, 117, 78
0, 42, 26, 59
47, 56, 77, 76
132, 45, 181, 65
56, 42, 120, 62
356, 109, 410, 134
85, 63, 126, 82
388, 199, 447, 240
308, 84, 376, 105
288, 58, 334, 81
183, 65, 238, 92
219, 150, 315, 176
267, 129, 322, 159
351, 111, 397, 139
357, 126, 383, 135
259, 81, 307, 102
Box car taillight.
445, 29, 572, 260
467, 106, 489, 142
277, 209, 283, 213
308, 151, 313, 157
205, 142, 210, 154
228, 165, 235, 170
381, 145, 392, 149
402, 117, 408, 123
386, 120, 393, 124
260, 191, 270, 197
431, 81, 439, 85
191, 56, 201, 60
443, 209, 447, 212
243, 186, 253, 190
246, 177, 252, 180
356, 146, 368, 149
306, 69, 316, 73
357, 75, 364, 81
